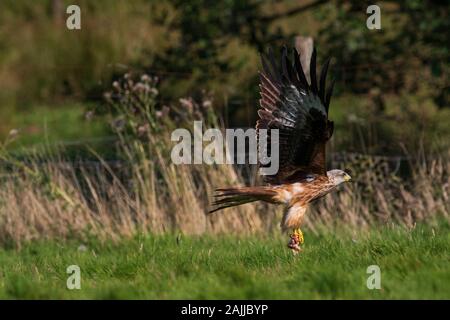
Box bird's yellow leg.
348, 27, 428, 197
293, 228, 304, 245
288, 228, 304, 254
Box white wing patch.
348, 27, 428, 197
292, 183, 304, 194
280, 189, 292, 203
276, 183, 305, 204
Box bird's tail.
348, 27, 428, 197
209, 186, 277, 214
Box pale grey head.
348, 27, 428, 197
327, 169, 352, 186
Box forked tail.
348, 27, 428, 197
209, 186, 277, 213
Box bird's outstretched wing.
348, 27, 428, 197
257, 46, 335, 184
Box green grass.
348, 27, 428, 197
1, 103, 114, 159
2, 104, 106, 144
0, 220, 449, 299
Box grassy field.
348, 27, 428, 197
0, 103, 114, 159
0, 220, 448, 299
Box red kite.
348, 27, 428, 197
210, 46, 351, 253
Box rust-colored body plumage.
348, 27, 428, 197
212, 175, 335, 231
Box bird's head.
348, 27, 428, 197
327, 169, 352, 186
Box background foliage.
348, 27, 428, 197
0, 0, 448, 158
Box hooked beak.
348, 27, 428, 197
344, 173, 352, 182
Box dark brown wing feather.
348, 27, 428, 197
257, 46, 335, 184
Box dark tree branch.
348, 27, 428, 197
259, 0, 329, 22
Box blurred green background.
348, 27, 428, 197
0, 0, 448, 156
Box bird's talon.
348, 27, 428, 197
288, 230, 303, 254
292, 228, 304, 245
288, 229, 305, 254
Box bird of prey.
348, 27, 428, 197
210, 46, 351, 253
